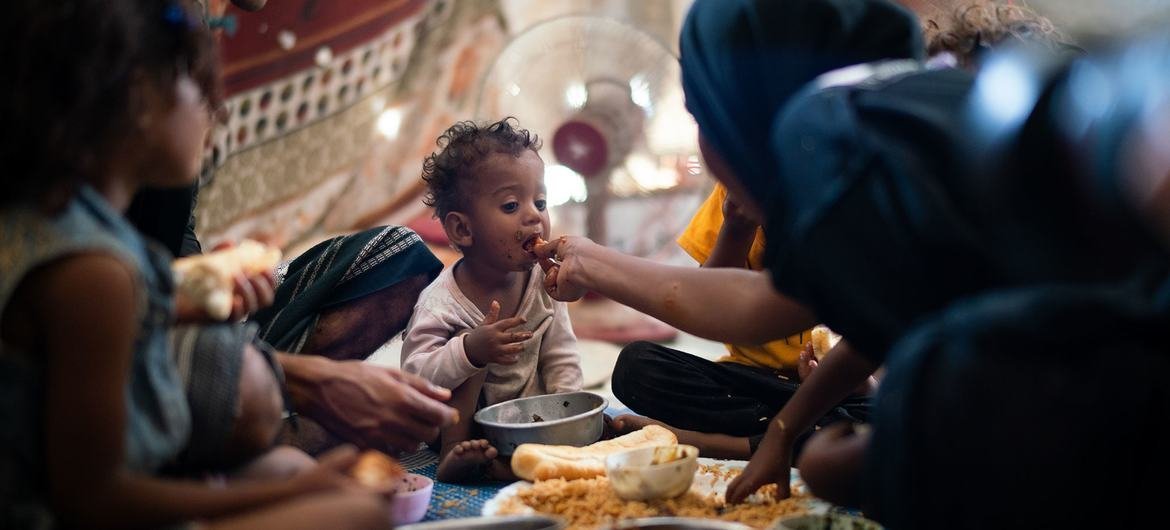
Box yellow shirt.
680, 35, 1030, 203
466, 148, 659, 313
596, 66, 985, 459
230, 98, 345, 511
677, 184, 813, 370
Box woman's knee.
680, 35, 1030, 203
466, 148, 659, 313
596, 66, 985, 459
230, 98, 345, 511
228, 343, 285, 460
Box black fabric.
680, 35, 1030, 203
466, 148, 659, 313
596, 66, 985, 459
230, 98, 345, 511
679, 0, 923, 203
960, 40, 1170, 286
251, 225, 442, 352
611, 341, 869, 455
125, 183, 202, 258
866, 280, 1170, 529
763, 68, 1003, 362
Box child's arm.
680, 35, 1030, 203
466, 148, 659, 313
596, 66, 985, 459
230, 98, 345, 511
538, 302, 584, 393
401, 302, 532, 390
702, 197, 758, 269
400, 307, 484, 390
40, 255, 356, 528
724, 341, 877, 504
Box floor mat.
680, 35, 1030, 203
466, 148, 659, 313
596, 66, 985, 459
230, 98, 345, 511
400, 448, 507, 520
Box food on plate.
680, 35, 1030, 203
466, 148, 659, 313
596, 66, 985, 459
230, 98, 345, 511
510, 425, 678, 481
497, 471, 814, 530
349, 449, 405, 489
172, 239, 282, 320
650, 445, 687, 465
808, 325, 840, 361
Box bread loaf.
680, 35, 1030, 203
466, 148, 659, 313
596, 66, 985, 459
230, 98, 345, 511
511, 425, 678, 481
172, 240, 282, 320
350, 450, 405, 488
809, 325, 840, 360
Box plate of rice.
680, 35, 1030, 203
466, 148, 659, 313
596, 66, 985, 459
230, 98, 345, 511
483, 459, 829, 530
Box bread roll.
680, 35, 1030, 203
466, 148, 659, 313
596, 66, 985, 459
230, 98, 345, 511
350, 450, 405, 489
511, 425, 678, 481
809, 325, 840, 361
172, 240, 282, 320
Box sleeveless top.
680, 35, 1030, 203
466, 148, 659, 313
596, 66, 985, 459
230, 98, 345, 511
0, 187, 191, 527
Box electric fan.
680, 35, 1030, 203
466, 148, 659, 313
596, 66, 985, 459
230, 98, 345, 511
475, 14, 699, 245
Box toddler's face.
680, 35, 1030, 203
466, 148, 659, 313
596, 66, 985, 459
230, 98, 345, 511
464, 149, 551, 271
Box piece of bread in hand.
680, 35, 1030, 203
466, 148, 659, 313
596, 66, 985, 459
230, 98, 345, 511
172, 239, 282, 320
511, 425, 678, 482
809, 325, 841, 360
350, 450, 405, 489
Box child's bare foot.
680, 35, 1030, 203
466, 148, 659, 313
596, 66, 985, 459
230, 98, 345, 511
436, 439, 498, 483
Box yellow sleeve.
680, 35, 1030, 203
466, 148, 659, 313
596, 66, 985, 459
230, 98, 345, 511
676, 185, 728, 265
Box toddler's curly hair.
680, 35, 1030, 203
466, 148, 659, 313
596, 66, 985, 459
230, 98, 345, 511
422, 117, 541, 219
924, 1, 1071, 68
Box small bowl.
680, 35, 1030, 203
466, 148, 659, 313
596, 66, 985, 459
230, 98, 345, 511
604, 444, 699, 501
606, 517, 755, 529
771, 513, 883, 530
398, 515, 565, 530
474, 391, 608, 456
388, 473, 433, 525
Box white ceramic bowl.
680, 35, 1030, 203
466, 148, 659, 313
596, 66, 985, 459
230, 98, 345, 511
604, 444, 699, 501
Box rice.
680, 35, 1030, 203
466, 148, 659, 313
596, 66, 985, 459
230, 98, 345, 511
497, 472, 814, 530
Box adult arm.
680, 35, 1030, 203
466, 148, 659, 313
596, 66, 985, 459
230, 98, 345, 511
724, 340, 877, 503
535, 236, 816, 344
41, 255, 356, 528
279, 353, 457, 452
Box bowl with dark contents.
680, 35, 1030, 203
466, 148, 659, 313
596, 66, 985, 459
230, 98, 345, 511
474, 391, 608, 456
388, 473, 434, 525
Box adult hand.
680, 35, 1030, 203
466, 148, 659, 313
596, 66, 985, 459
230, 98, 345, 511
464, 300, 531, 367
725, 421, 794, 503
283, 355, 458, 452
532, 235, 591, 301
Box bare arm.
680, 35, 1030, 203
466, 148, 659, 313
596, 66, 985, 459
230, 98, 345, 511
702, 198, 758, 269
535, 236, 816, 344
725, 340, 877, 503
41, 255, 349, 528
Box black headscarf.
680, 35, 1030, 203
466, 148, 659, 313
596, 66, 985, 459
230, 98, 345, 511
679, 0, 923, 205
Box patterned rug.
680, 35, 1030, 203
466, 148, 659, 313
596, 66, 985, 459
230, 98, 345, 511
399, 448, 508, 521
400, 405, 634, 520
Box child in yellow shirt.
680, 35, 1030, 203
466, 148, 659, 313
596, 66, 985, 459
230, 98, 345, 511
609, 184, 869, 459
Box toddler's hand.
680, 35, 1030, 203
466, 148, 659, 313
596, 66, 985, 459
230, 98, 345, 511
721, 195, 757, 233
464, 300, 532, 367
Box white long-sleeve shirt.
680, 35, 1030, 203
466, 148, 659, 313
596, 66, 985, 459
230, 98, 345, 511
400, 263, 583, 406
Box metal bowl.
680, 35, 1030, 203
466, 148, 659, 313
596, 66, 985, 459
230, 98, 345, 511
474, 391, 608, 455
771, 514, 883, 530
606, 517, 756, 530
398, 515, 565, 530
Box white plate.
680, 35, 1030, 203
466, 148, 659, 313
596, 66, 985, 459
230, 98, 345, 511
482, 458, 826, 517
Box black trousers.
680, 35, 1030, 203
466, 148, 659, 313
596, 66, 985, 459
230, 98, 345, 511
611, 341, 870, 455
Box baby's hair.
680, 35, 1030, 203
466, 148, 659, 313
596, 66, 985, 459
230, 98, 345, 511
923, 1, 1070, 68
0, 0, 222, 211
422, 117, 542, 219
